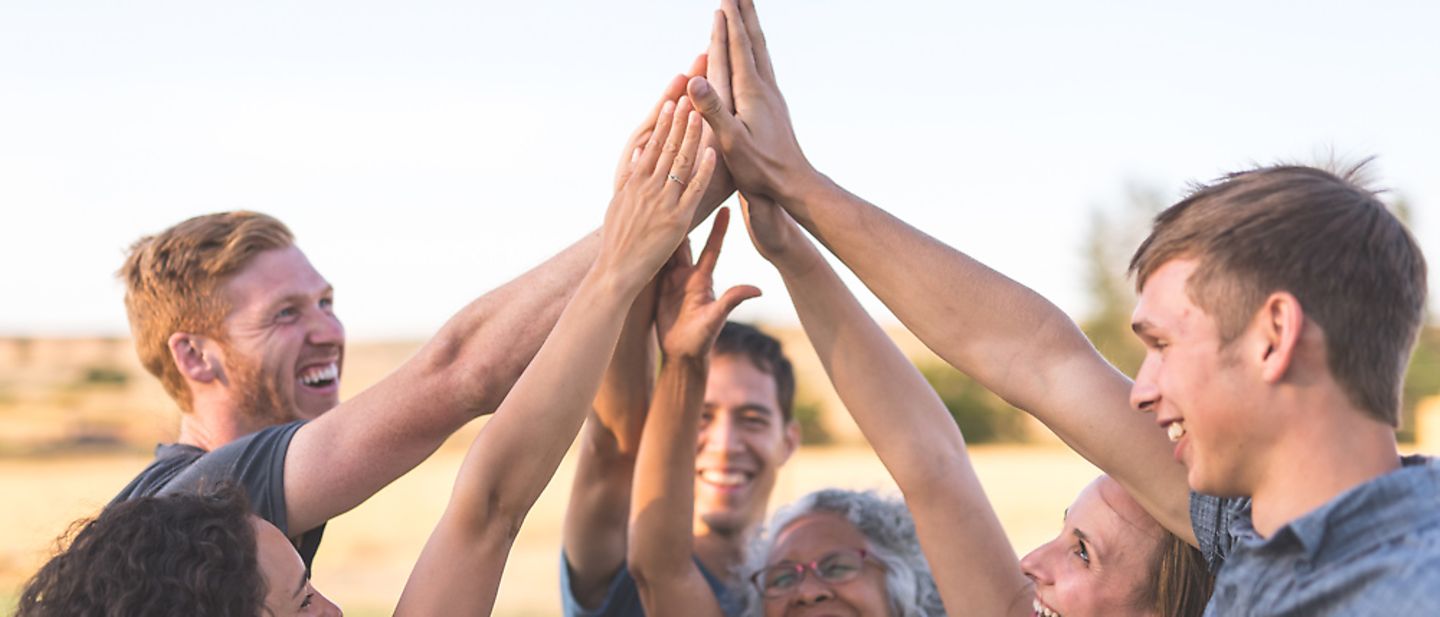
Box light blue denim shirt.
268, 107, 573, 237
1192, 455, 1440, 616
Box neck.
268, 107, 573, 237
1248, 407, 1400, 537
177, 398, 264, 451
692, 518, 757, 578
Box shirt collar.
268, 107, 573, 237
1241, 455, 1440, 560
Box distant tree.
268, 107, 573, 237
1079, 182, 1166, 376
917, 361, 1027, 444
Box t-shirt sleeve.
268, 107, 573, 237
559, 551, 637, 617
158, 420, 307, 536
1189, 491, 1244, 573
557, 551, 743, 617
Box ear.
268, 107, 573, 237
780, 419, 802, 463
168, 332, 221, 384
1255, 292, 1305, 384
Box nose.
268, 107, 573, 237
790, 571, 835, 606
1019, 538, 1058, 586
306, 307, 345, 348
699, 411, 745, 456
1129, 355, 1160, 413
315, 588, 343, 616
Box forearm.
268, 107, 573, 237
780, 179, 1194, 544
776, 249, 1030, 614
627, 357, 708, 585
411, 229, 602, 420
450, 268, 636, 528
562, 284, 656, 598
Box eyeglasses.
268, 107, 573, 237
749, 548, 872, 597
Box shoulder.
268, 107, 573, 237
110, 443, 206, 503
560, 552, 642, 617
158, 420, 309, 530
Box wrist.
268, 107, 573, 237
776, 168, 834, 217
580, 262, 643, 310
770, 241, 825, 279
661, 350, 710, 374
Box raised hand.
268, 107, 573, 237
598, 96, 718, 290
687, 0, 816, 202
613, 56, 706, 193
654, 208, 761, 361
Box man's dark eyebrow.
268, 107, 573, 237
736, 403, 776, 417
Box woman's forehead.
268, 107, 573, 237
771, 511, 866, 559
1070, 477, 1163, 549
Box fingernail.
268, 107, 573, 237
662, 100, 675, 114
692, 79, 711, 96
678, 95, 689, 109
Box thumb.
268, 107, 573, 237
688, 76, 742, 142
713, 284, 762, 318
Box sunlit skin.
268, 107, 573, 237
217, 245, 346, 424
1020, 476, 1162, 617
693, 353, 799, 538
1129, 258, 1270, 497
761, 512, 890, 617
252, 516, 343, 616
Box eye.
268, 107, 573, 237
1073, 539, 1090, 565
276, 306, 299, 322
764, 565, 800, 589
319, 297, 334, 312
300, 592, 314, 609
742, 412, 771, 428
817, 558, 860, 580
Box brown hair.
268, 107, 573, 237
1140, 532, 1214, 617
18, 485, 266, 617
714, 321, 796, 422
119, 211, 293, 412
1129, 162, 1427, 425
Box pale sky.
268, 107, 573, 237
3, 0, 1437, 338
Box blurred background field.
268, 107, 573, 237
3, 327, 1439, 615
0, 442, 1100, 616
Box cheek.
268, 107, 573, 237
858, 570, 891, 612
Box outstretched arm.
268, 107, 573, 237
689, 0, 1193, 544
561, 44, 739, 608
741, 192, 1031, 615
628, 209, 759, 617
395, 95, 719, 617
561, 282, 656, 607
281, 63, 730, 538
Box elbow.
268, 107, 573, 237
415, 340, 510, 419
451, 485, 530, 546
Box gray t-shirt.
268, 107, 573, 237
111, 420, 325, 568
1191, 455, 1440, 615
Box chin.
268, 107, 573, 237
698, 509, 752, 536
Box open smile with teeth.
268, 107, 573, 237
1166, 420, 1187, 442
299, 362, 339, 388
699, 470, 752, 488
1033, 598, 1062, 617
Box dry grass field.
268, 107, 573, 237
0, 440, 1101, 616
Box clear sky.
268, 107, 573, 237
3, 0, 1437, 338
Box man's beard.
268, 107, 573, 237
227, 353, 296, 427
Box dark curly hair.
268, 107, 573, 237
17, 485, 267, 617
